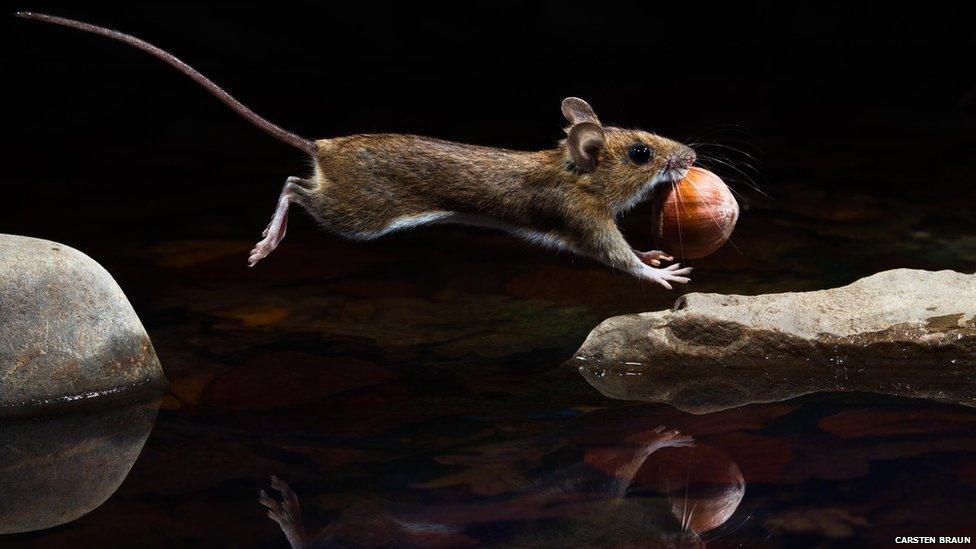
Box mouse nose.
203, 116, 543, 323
666, 147, 696, 170
676, 145, 696, 167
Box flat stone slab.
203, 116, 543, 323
572, 269, 976, 413
0, 235, 167, 416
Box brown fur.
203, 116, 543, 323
283, 102, 696, 287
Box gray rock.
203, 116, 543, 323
0, 235, 167, 416
572, 269, 976, 413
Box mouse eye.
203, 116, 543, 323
628, 143, 653, 165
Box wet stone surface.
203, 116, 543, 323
573, 269, 976, 413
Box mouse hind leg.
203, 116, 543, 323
259, 475, 309, 549
248, 176, 314, 267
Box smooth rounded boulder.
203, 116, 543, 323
0, 234, 167, 416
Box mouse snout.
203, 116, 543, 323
664, 147, 697, 172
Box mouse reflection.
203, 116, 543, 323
261, 424, 745, 548
0, 400, 160, 534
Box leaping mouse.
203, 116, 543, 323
16, 12, 695, 289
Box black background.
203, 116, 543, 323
3, 1, 975, 252
2, 5, 976, 546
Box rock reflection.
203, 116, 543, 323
0, 400, 160, 534
261, 421, 744, 548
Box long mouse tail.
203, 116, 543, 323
15, 11, 318, 155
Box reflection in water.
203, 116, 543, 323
261, 424, 744, 548
0, 400, 160, 534
643, 444, 747, 534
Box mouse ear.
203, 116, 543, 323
562, 97, 601, 126
567, 121, 605, 173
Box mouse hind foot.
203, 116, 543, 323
259, 475, 309, 549
248, 176, 312, 267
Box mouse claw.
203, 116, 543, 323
657, 428, 695, 449
249, 221, 288, 267
635, 250, 674, 267
628, 426, 694, 450
259, 476, 307, 547
636, 263, 692, 289
248, 243, 272, 267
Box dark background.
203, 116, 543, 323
2, 4, 976, 547
4, 1, 974, 250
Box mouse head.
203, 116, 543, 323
561, 97, 696, 212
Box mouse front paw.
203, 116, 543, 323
635, 250, 674, 267
626, 426, 695, 452
635, 263, 692, 290
651, 426, 696, 449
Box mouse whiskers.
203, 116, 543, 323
683, 123, 749, 146
695, 150, 770, 201
684, 125, 770, 204
670, 179, 687, 260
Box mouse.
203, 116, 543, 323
17, 12, 696, 289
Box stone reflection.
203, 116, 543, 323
261, 420, 744, 548
0, 400, 160, 534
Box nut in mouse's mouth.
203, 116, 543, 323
614, 167, 693, 250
